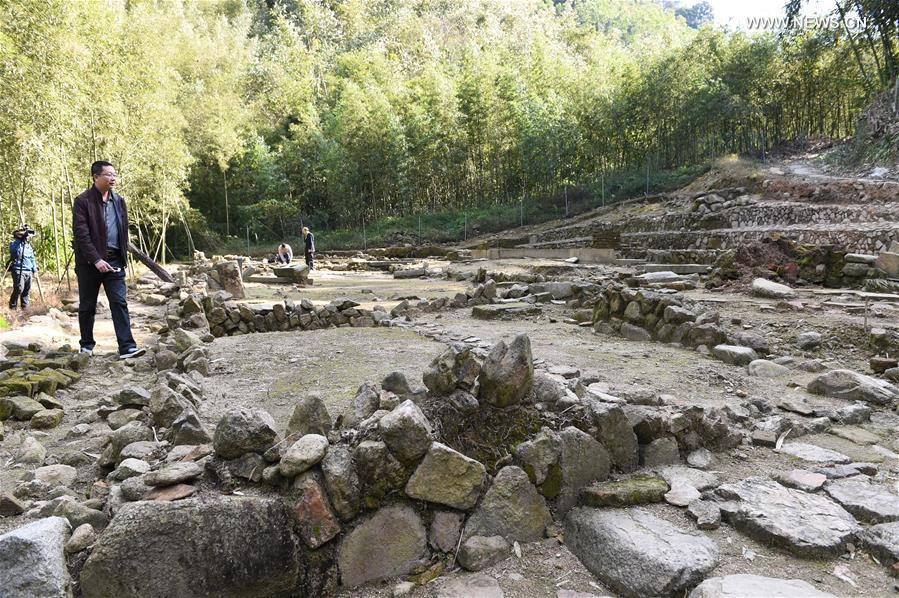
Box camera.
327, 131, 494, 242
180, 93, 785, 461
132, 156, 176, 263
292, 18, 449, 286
12, 225, 35, 241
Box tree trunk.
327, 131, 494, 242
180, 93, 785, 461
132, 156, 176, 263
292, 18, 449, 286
223, 168, 230, 237
51, 189, 61, 281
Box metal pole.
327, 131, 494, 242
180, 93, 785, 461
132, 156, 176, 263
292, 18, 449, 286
246, 226, 250, 254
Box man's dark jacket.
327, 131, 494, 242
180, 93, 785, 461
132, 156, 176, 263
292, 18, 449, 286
72, 186, 129, 267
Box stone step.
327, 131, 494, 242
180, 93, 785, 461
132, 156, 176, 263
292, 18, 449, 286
638, 264, 711, 274
621, 224, 897, 254
516, 236, 593, 249
614, 258, 647, 266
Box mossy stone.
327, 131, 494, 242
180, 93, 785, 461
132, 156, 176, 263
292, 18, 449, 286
539, 463, 563, 499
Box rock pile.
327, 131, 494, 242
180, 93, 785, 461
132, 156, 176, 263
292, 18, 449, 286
0, 345, 86, 433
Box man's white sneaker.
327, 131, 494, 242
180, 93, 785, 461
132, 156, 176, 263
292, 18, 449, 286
119, 347, 146, 360
79, 348, 93, 356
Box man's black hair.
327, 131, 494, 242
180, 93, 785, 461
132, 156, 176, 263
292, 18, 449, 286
91, 160, 114, 176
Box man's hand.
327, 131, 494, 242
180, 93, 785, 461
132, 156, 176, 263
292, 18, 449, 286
95, 259, 114, 273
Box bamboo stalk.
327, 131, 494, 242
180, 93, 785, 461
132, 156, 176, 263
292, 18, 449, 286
51, 189, 61, 281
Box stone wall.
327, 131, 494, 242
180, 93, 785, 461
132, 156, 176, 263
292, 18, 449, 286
71, 328, 747, 596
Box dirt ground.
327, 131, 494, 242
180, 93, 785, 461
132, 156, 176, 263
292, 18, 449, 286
206, 264, 899, 597
202, 326, 443, 426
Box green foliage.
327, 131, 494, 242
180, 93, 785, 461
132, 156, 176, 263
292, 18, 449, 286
0, 0, 893, 260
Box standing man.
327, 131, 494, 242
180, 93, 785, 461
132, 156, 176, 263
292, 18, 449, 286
72, 161, 145, 359
8, 226, 37, 310
302, 226, 315, 270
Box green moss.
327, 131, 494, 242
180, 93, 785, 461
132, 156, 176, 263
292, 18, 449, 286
27, 375, 57, 396
407, 561, 444, 585
539, 464, 563, 499
579, 474, 669, 507
0, 377, 34, 397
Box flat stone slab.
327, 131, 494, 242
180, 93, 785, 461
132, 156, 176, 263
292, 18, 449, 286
830, 426, 880, 445
859, 521, 899, 568
774, 469, 826, 492
715, 477, 858, 557
578, 475, 669, 507
824, 476, 899, 523
658, 466, 719, 492
689, 574, 837, 597
437, 573, 504, 598
665, 484, 701, 507
565, 507, 718, 598
776, 442, 851, 464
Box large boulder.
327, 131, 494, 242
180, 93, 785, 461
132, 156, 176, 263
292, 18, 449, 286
213, 260, 246, 298
405, 443, 486, 510
807, 369, 899, 405
565, 507, 718, 598
423, 346, 481, 395
514, 428, 562, 486
457, 536, 510, 572
0, 516, 71, 598
478, 334, 534, 408
751, 278, 795, 299
711, 345, 758, 366
351, 382, 381, 422
80, 497, 300, 597
354, 440, 409, 509
689, 574, 837, 597
149, 385, 191, 428
463, 465, 551, 543
286, 393, 332, 437
213, 407, 279, 459
556, 426, 611, 515
0, 395, 44, 420
320, 445, 360, 521
338, 504, 428, 587
378, 400, 433, 463
288, 472, 341, 548
715, 477, 858, 557
99, 421, 154, 467
279, 434, 329, 477
29, 408, 65, 430
585, 399, 638, 472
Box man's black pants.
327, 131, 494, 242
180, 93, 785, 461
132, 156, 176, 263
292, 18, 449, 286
8, 270, 32, 309
305, 251, 314, 270
75, 255, 136, 355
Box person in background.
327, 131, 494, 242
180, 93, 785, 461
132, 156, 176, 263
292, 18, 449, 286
72, 160, 145, 360
276, 242, 293, 264
8, 225, 37, 310
302, 226, 315, 270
